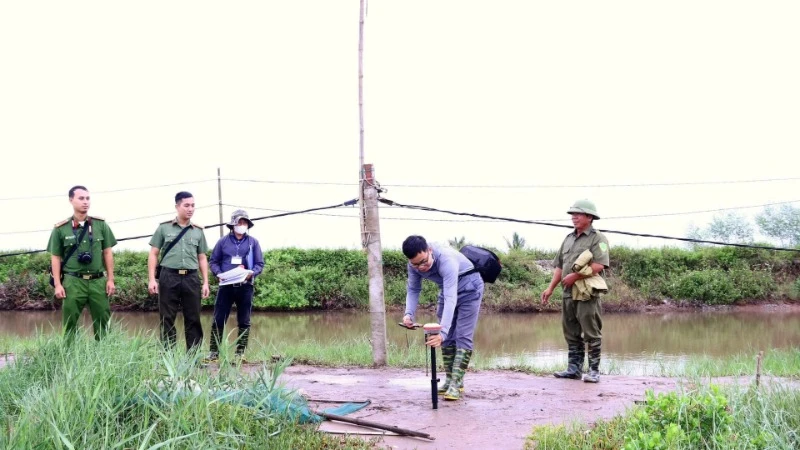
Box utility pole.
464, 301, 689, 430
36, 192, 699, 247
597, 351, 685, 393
358, 0, 365, 171
358, 0, 387, 366
362, 164, 387, 366
217, 167, 224, 238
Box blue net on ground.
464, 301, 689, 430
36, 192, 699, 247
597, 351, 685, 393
129, 384, 369, 424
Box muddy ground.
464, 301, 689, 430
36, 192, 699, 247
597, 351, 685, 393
0, 353, 791, 450
273, 365, 786, 450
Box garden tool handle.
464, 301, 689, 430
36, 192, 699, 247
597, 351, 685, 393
423, 323, 442, 410
429, 345, 438, 409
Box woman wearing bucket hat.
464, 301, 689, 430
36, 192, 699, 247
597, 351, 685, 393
205, 209, 264, 363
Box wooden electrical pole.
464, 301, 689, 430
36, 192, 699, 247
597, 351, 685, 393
357, 1, 387, 366
362, 164, 387, 366
217, 167, 224, 238
358, 0, 365, 171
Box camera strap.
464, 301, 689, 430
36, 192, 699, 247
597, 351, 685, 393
72, 218, 93, 252
62, 218, 90, 269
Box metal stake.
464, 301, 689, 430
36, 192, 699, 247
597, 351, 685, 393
429, 343, 438, 409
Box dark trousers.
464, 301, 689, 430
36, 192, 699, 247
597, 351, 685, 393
210, 284, 254, 354
561, 296, 603, 346
158, 269, 203, 351
562, 295, 603, 370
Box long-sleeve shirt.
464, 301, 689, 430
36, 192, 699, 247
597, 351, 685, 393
404, 244, 479, 340
209, 233, 265, 282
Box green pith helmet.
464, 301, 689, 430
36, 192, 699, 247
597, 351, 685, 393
567, 199, 600, 220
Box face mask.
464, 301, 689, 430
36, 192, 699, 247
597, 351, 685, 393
234, 225, 248, 235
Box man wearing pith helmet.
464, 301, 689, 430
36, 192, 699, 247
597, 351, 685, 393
541, 199, 610, 383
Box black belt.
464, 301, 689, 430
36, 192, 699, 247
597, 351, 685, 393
65, 272, 105, 280
222, 282, 252, 288
163, 268, 197, 275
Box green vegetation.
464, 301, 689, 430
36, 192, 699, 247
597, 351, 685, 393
184, 335, 800, 379
4, 332, 798, 378
488, 348, 800, 378
525, 383, 800, 449
1, 244, 798, 311
1, 331, 798, 449
688, 204, 800, 247
0, 329, 375, 449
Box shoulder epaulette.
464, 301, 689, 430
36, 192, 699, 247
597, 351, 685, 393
89, 215, 105, 221
160, 219, 174, 224
191, 222, 203, 229
54, 219, 69, 228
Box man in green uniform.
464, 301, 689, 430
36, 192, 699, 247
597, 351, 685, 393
148, 191, 210, 351
47, 185, 117, 340
541, 199, 610, 383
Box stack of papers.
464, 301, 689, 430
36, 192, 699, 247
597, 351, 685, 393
218, 267, 254, 286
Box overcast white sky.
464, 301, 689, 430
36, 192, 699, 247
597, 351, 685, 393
1, 1, 798, 254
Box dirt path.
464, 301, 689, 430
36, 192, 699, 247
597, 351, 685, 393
276, 365, 751, 450
1, 353, 784, 449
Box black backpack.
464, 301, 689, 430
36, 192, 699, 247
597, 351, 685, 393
459, 245, 502, 283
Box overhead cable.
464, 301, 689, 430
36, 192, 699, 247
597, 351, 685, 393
221, 176, 800, 189
377, 197, 800, 253
0, 179, 216, 202
0, 198, 358, 258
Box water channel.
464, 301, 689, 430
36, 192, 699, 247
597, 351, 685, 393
2, 309, 798, 374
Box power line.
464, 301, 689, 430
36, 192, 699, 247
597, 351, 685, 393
0, 179, 216, 202
0, 205, 216, 236
380, 176, 800, 189
377, 197, 800, 253
601, 199, 800, 220
220, 176, 800, 189
112, 204, 216, 224
2, 175, 796, 204
222, 203, 504, 222
237, 199, 358, 224
223, 178, 356, 187
224, 199, 800, 223
4, 196, 796, 238
0, 199, 358, 258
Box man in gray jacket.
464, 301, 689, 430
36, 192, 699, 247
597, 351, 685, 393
401, 235, 484, 401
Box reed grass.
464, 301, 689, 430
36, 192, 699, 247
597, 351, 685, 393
0, 327, 376, 449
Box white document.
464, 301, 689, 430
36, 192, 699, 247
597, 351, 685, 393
218, 266, 253, 286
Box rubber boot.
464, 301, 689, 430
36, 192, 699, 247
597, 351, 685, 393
444, 349, 468, 401
553, 345, 584, 380
455, 349, 472, 392
584, 340, 601, 383
438, 346, 456, 394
